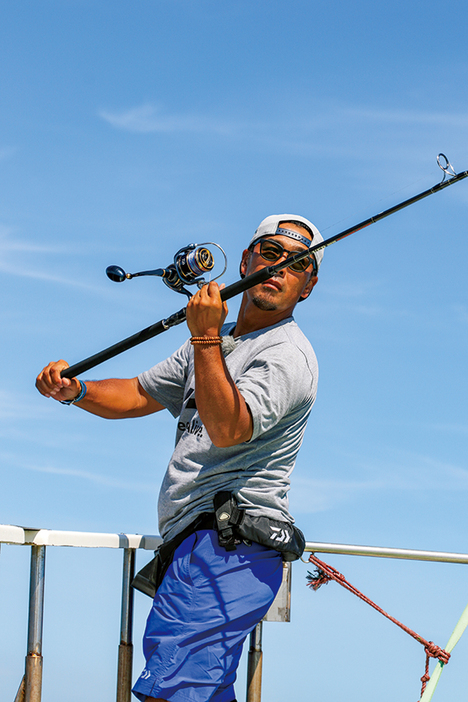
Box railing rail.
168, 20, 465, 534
304, 540, 468, 564
2, 524, 468, 702
5, 526, 468, 565
0, 524, 162, 549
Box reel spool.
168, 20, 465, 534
106, 242, 227, 299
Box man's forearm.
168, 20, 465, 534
36, 360, 165, 419
73, 378, 164, 419
193, 346, 253, 447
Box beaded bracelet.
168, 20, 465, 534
190, 336, 223, 345
60, 381, 88, 405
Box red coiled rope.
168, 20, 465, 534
307, 553, 450, 700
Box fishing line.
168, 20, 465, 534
319, 174, 429, 234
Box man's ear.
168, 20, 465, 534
239, 249, 251, 279
300, 275, 318, 301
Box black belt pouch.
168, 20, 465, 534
131, 512, 214, 599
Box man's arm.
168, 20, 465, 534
186, 282, 253, 447
35, 360, 165, 419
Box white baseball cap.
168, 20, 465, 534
249, 214, 324, 271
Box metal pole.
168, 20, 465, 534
246, 622, 263, 702
304, 540, 468, 563
24, 545, 46, 702
116, 548, 135, 702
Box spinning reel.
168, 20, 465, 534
106, 242, 227, 299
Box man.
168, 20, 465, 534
36, 214, 324, 702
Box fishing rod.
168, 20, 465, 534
61, 154, 468, 380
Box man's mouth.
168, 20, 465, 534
262, 278, 282, 292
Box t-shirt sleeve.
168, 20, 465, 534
235, 343, 316, 441
138, 340, 191, 418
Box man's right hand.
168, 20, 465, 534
35, 363, 165, 418
35, 360, 81, 402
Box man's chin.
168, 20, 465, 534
251, 294, 278, 311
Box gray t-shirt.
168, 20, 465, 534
138, 317, 318, 541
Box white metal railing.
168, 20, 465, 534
2, 524, 468, 702
1, 525, 161, 702
304, 540, 468, 564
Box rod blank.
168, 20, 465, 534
61, 167, 468, 380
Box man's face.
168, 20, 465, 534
240, 222, 318, 313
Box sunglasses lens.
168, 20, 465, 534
259, 241, 282, 261
289, 259, 310, 272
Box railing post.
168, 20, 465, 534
116, 548, 135, 702
246, 622, 263, 702
22, 544, 46, 702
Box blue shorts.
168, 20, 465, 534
132, 529, 283, 702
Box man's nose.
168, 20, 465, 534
274, 262, 286, 277
275, 251, 291, 275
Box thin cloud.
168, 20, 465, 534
97, 101, 468, 177
366, 415, 468, 438
292, 450, 468, 513
291, 476, 386, 513
358, 450, 468, 491
405, 452, 468, 487
344, 106, 468, 129
99, 103, 234, 135
3, 453, 157, 492
0, 240, 70, 254
0, 226, 80, 255
0, 259, 109, 292
0, 391, 54, 421
99, 101, 468, 136
0, 230, 113, 292
405, 420, 468, 437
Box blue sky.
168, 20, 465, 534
1, 1, 468, 700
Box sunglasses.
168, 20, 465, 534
252, 239, 317, 274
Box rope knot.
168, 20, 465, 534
424, 642, 450, 665
306, 568, 332, 591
